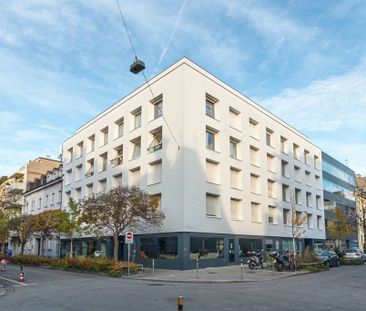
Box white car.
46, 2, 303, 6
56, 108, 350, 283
344, 248, 366, 261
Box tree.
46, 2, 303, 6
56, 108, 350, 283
0, 211, 9, 254
326, 207, 354, 249
59, 198, 82, 258
29, 210, 64, 257
79, 185, 165, 262
355, 176, 366, 251
6, 215, 33, 255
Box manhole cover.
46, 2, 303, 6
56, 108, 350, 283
207, 272, 217, 274
148, 283, 164, 286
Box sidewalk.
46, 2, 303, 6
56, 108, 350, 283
127, 264, 309, 283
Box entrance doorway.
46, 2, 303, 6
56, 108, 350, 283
229, 239, 235, 263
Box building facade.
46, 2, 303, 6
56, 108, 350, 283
322, 152, 357, 249
356, 174, 366, 252
23, 164, 63, 258
62, 58, 325, 269
0, 157, 62, 255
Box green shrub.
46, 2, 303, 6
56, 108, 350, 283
300, 246, 321, 264
340, 258, 364, 265
302, 264, 329, 272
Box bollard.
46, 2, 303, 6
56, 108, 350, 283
19, 264, 25, 282
152, 258, 155, 277
240, 259, 243, 280
178, 296, 184, 311
195, 258, 199, 279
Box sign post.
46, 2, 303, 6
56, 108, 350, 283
125, 231, 134, 276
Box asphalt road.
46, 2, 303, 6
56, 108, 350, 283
0, 264, 365, 311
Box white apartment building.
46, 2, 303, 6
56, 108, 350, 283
62, 58, 325, 269
23, 164, 63, 258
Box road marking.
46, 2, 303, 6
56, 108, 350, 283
0, 276, 29, 286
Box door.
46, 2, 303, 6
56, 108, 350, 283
229, 239, 235, 263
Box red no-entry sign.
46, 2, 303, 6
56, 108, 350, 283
125, 231, 134, 244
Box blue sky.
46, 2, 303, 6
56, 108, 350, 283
0, 0, 366, 176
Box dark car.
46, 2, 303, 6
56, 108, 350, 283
317, 250, 340, 268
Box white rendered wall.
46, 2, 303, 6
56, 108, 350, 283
63, 58, 325, 241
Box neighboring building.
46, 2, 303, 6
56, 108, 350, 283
322, 152, 357, 249
62, 58, 325, 269
356, 174, 366, 252
0, 157, 62, 255
23, 164, 63, 257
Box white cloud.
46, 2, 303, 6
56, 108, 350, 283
261, 60, 366, 132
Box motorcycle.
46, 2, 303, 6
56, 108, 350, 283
247, 250, 264, 270
269, 250, 295, 272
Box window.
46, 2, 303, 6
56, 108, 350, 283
293, 143, 300, 160
250, 146, 260, 166
230, 198, 243, 221
295, 188, 301, 205
306, 192, 312, 207
316, 195, 322, 209
51, 192, 55, 205
296, 211, 303, 225
66, 147, 73, 163
206, 193, 219, 217
314, 155, 320, 169
280, 136, 288, 154
131, 107, 142, 130
267, 179, 276, 198
294, 166, 301, 182
230, 137, 240, 158
98, 179, 107, 192
304, 150, 310, 165
283, 208, 290, 225
100, 127, 108, 146
129, 167, 140, 186
268, 206, 277, 224
315, 175, 321, 189
45, 195, 49, 208
76, 141, 83, 158
305, 171, 311, 185
151, 193, 161, 210
205, 94, 217, 118
282, 184, 290, 202
75, 164, 82, 181
230, 167, 242, 189
112, 173, 122, 187
206, 127, 217, 151
281, 160, 289, 178
141, 236, 178, 260
131, 137, 141, 159
190, 237, 224, 260
111, 145, 123, 166
58, 190, 62, 204
266, 128, 274, 147
99, 153, 108, 172
86, 183, 93, 196
31, 200, 35, 211
85, 159, 94, 177
74, 188, 81, 204
307, 213, 313, 228
65, 169, 72, 185
38, 198, 42, 209
251, 202, 261, 223
250, 174, 260, 194
88, 135, 95, 152
152, 95, 163, 119
148, 160, 162, 185
62, 192, 69, 207
267, 153, 276, 172
115, 118, 124, 138
206, 160, 220, 184
147, 127, 162, 153
249, 118, 259, 139
317, 215, 323, 229
229, 107, 241, 130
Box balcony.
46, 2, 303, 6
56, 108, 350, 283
6, 182, 24, 194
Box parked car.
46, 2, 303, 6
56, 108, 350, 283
316, 250, 340, 268
344, 248, 366, 261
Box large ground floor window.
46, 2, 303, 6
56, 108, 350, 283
61, 239, 108, 258
189, 237, 224, 260
238, 239, 262, 257
140, 237, 178, 260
